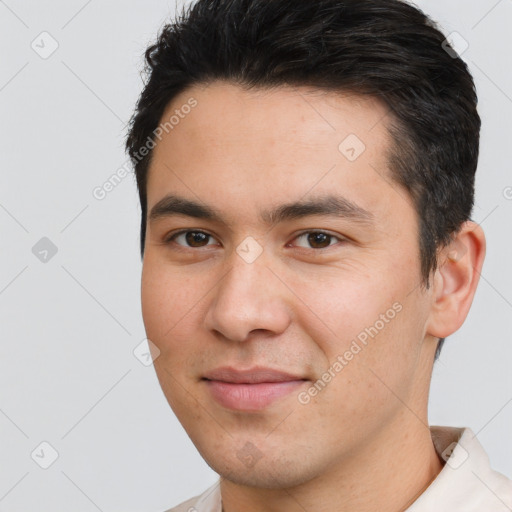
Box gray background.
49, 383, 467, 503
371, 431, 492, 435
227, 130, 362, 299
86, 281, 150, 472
0, 0, 511, 510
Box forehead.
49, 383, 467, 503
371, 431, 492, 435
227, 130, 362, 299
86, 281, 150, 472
155, 81, 392, 152
146, 81, 412, 226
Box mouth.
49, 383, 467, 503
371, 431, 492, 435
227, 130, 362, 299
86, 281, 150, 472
202, 367, 308, 411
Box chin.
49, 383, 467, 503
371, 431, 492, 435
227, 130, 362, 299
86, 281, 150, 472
200, 447, 320, 490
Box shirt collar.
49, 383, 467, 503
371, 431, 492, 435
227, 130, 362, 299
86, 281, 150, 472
406, 426, 512, 511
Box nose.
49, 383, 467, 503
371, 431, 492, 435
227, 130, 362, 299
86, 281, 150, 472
203, 253, 292, 343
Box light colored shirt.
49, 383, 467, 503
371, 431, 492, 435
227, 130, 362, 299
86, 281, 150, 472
164, 426, 512, 512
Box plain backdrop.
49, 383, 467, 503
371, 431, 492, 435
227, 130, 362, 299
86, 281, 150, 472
0, 0, 511, 510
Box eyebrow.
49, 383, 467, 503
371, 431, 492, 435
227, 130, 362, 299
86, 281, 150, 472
148, 194, 375, 226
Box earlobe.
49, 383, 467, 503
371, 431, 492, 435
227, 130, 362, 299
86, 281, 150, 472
426, 221, 486, 339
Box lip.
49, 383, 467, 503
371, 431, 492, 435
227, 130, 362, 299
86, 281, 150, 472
202, 367, 308, 411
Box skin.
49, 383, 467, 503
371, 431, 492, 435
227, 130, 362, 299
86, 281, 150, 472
141, 81, 486, 511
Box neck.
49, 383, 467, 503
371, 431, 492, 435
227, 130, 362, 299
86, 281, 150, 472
220, 416, 445, 512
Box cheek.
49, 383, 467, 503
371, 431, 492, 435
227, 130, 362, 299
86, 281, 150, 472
287, 258, 427, 390
141, 259, 206, 408
287, 267, 400, 353
141, 255, 201, 349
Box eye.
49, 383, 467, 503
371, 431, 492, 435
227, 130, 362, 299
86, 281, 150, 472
292, 231, 343, 249
167, 230, 218, 248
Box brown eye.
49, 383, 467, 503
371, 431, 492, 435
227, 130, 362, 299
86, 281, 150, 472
307, 232, 331, 248
293, 231, 341, 249
185, 231, 210, 247
170, 231, 217, 247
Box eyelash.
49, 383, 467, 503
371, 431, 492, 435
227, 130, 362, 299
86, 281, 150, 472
164, 229, 345, 250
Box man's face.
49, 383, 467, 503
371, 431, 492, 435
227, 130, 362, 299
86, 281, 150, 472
142, 82, 437, 488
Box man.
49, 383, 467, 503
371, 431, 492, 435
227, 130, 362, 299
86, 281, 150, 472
125, 0, 512, 510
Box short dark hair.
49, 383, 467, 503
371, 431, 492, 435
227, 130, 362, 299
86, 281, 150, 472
125, 0, 481, 359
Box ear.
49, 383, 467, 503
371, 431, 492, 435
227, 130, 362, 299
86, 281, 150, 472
426, 221, 486, 339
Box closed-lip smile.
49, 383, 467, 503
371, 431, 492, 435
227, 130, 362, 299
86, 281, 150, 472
202, 366, 308, 411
